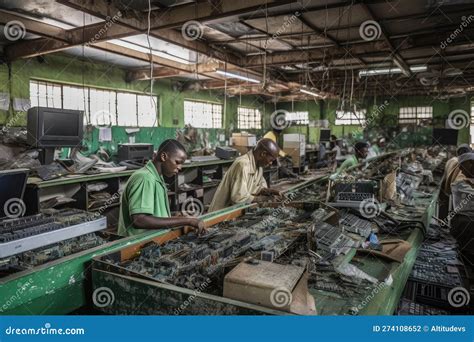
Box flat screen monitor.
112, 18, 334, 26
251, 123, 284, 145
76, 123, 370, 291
27, 107, 84, 148
432, 128, 458, 146
0, 169, 29, 219
320, 129, 331, 142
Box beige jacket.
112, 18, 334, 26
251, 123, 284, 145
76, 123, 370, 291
208, 151, 267, 212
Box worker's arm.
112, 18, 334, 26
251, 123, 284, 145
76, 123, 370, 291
257, 188, 282, 197
131, 214, 206, 235
330, 156, 355, 179
127, 176, 205, 235
254, 174, 282, 197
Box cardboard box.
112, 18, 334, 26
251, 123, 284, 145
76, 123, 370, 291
231, 133, 257, 147
283, 134, 305, 156
232, 145, 252, 156
283, 148, 303, 167
223, 260, 316, 315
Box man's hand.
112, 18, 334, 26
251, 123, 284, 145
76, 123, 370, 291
252, 195, 273, 203
258, 188, 282, 197
186, 217, 207, 236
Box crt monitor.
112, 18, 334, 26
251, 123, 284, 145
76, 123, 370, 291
0, 169, 29, 219
320, 129, 331, 142
432, 128, 458, 146
27, 107, 84, 147
27, 107, 84, 164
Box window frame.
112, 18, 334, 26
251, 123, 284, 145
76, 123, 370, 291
398, 106, 433, 125
335, 109, 367, 126
29, 79, 159, 127
286, 111, 309, 126
183, 99, 223, 129
237, 105, 262, 129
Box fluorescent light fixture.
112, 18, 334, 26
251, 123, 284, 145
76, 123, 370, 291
215, 70, 260, 83
359, 65, 427, 77
300, 88, 323, 97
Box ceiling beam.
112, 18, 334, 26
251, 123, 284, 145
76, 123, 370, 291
126, 61, 237, 81
243, 41, 389, 67
360, 3, 412, 77
63, 0, 296, 30
3, 2, 241, 75
0, 10, 68, 41
298, 14, 368, 67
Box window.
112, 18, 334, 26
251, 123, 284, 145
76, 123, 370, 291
184, 100, 222, 128
335, 109, 366, 125
287, 111, 309, 125
30, 81, 61, 108
398, 106, 432, 125
63, 85, 87, 116
137, 95, 158, 127
237, 106, 262, 129
29, 80, 158, 127
117, 92, 137, 126
90, 89, 117, 126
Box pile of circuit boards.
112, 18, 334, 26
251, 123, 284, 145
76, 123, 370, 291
401, 225, 466, 311
111, 207, 313, 289
292, 181, 327, 202
0, 233, 106, 275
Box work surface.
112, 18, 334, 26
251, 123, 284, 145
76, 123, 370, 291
88, 179, 438, 316
314, 187, 438, 315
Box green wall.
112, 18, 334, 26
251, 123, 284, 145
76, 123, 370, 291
0, 53, 471, 151
0, 54, 267, 154
270, 99, 321, 144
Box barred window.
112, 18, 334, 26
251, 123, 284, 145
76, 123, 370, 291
29, 80, 158, 127
238, 106, 262, 129
335, 109, 366, 125
287, 111, 309, 125
399, 106, 432, 125
184, 100, 222, 128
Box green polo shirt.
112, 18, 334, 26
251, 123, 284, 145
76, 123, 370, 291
118, 161, 171, 237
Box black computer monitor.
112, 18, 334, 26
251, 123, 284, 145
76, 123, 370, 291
432, 128, 458, 146
0, 169, 29, 219
27, 107, 84, 164
320, 129, 331, 142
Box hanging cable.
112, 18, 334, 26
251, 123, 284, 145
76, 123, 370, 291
146, 0, 159, 128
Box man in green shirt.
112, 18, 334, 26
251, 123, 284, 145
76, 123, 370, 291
330, 141, 369, 179
118, 139, 205, 237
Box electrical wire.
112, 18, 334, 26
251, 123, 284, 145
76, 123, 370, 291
146, 0, 159, 129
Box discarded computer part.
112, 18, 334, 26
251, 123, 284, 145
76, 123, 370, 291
0, 209, 107, 258
339, 211, 373, 238
396, 298, 449, 315
326, 180, 380, 209
0, 233, 106, 273
312, 222, 355, 256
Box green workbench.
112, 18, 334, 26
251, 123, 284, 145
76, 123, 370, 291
0, 203, 249, 315
314, 188, 438, 315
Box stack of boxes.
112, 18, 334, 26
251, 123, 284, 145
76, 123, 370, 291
231, 133, 257, 156
283, 134, 306, 167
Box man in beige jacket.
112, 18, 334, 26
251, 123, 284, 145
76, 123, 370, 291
209, 139, 281, 212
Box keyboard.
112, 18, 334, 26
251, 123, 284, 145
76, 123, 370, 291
336, 192, 373, 202
340, 212, 373, 238
315, 222, 355, 255
397, 299, 448, 315
0, 209, 106, 258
